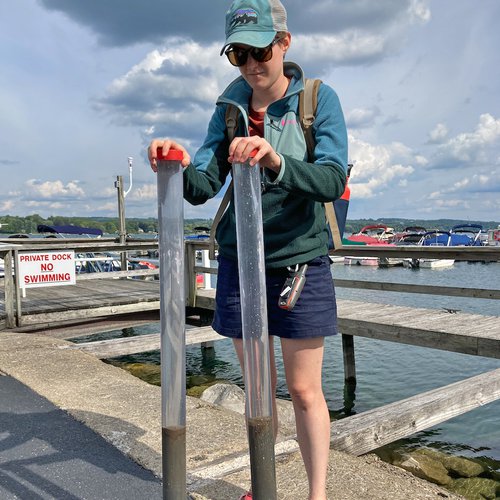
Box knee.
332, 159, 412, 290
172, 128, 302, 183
288, 383, 322, 410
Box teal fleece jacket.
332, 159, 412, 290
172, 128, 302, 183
183, 62, 348, 268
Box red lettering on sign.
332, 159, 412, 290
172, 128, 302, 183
24, 273, 72, 284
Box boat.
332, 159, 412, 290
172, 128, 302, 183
450, 224, 485, 246
346, 224, 395, 245
378, 257, 404, 268
403, 231, 455, 269
37, 224, 103, 238
393, 226, 427, 244
330, 255, 345, 264
419, 259, 455, 269
344, 256, 379, 266
345, 225, 395, 266
379, 226, 427, 267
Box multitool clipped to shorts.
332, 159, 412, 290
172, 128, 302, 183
278, 263, 308, 310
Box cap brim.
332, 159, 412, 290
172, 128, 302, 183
220, 31, 276, 55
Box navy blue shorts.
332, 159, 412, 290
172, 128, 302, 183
212, 255, 338, 339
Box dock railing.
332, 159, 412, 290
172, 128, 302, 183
186, 239, 500, 303
1, 238, 499, 329
0, 238, 159, 328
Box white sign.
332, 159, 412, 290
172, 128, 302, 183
17, 251, 76, 288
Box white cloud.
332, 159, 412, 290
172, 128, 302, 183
408, 0, 432, 23
94, 202, 117, 213
25, 179, 85, 199
290, 32, 386, 66
95, 41, 234, 142
25, 200, 65, 209
429, 170, 500, 199
348, 134, 418, 198
346, 106, 380, 128
418, 198, 470, 213
129, 184, 157, 201
430, 114, 500, 168
0, 200, 14, 212
428, 123, 449, 144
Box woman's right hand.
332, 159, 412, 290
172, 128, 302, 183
147, 138, 191, 172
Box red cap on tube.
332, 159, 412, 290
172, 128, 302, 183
156, 148, 184, 161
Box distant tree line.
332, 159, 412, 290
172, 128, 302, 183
0, 214, 213, 236
0, 214, 498, 236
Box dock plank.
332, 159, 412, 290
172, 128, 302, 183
62, 326, 225, 358
65, 306, 500, 362
331, 367, 500, 455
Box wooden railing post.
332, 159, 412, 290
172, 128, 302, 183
185, 241, 197, 308
13, 249, 22, 327
3, 250, 15, 328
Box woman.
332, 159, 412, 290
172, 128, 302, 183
149, 1, 347, 498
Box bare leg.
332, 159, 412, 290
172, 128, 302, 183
233, 337, 279, 439
281, 337, 329, 500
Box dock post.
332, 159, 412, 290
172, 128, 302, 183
342, 333, 357, 385
233, 152, 277, 500
156, 148, 187, 499
185, 242, 197, 308
13, 249, 23, 327
3, 250, 15, 328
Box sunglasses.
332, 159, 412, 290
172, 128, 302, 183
225, 38, 280, 67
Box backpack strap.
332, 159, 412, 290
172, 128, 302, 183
300, 78, 343, 251
299, 78, 321, 161
208, 104, 239, 260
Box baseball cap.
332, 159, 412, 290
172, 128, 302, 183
220, 0, 288, 55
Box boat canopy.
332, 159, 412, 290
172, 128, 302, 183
37, 224, 103, 237
420, 230, 476, 247
451, 223, 483, 232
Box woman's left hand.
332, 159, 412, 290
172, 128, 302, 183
228, 136, 281, 173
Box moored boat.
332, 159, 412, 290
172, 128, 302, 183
419, 258, 455, 269
449, 224, 485, 246
344, 256, 379, 266
378, 257, 404, 267
346, 224, 395, 245
405, 231, 456, 270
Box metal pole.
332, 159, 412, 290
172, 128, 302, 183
115, 175, 127, 271
233, 153, 277, 500
156, 148, 187, 499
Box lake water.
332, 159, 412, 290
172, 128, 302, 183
82, 260, 500, 469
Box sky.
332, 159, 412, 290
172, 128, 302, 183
1, 0, 499, 223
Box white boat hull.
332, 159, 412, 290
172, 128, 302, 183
379, 257, 404, 267
419, 259, 455, 269
330, 256, 345, 264
344, 256, 379, 266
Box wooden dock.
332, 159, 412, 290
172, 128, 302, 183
48, 286, 500, 360
0, 278, 161, 326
